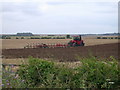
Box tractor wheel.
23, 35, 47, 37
80, 42, 85, 46
72, 43, 77, 47
68, 41, 73, 47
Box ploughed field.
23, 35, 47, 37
2, 43, 120, 62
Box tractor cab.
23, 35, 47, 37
73, 35, 81, 41
68, 35, 85, 47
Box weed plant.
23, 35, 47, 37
2, 65, 27, 88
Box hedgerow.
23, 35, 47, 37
17, 56, 120, 88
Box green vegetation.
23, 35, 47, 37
2, 56, 119, 89
16, 37, 19, 39
97, 37, 120, 39
30, 37, 41, 39
66, 35, 71, 39
53, 37, 66, 39
2, 36, 11, 39
21, 37, 24, 39
30, 36, 66, 39
1, 35, 68, 39
74, 56, 120, 88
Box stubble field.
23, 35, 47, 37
1, 36, 118, 49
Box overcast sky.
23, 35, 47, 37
0, 0, 119, 34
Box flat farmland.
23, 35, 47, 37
1, 36, 119, 64
2, 43, 120, 62
1, 36, 118, 49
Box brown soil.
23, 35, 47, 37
2, 43, 120, 62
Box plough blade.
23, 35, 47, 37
24, 43, 69, 48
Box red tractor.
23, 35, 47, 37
68, 35, 85, 47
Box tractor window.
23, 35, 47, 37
73, 37, 80, 40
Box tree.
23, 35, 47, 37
66, 35, 70, 39
16, 37, 19, 39
21, 37, 24, 39
2, 35, 6, 39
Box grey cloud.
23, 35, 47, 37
2, 2, 42, 16
2, 2, 18, 12
94, 2, 116, 6
93, 2, 117, 14
2, 1, 118, 34
47, 2, 66, 5
47, 1, 89, 5
20, 2, 42, 16
94, 10, 117, 14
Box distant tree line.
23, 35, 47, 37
1, 36, 69, 39
97, 37, 120, 39
2, 36, 11, 39
17, 33, 34, 36
30, 37, 66, 39
1, 34, 72, 39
